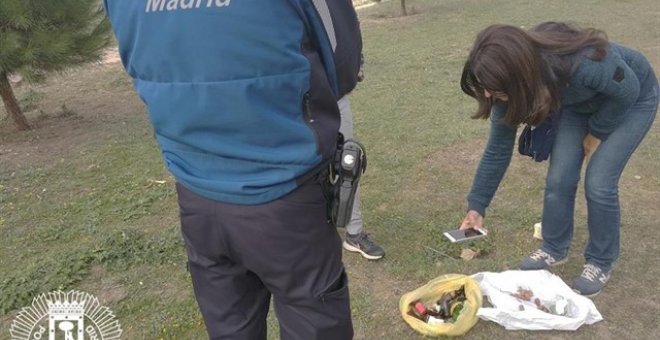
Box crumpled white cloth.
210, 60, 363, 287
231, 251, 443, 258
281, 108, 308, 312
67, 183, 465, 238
471, 270, 603, 331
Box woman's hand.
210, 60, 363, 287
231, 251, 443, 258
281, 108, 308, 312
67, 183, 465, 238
460, 210, 485, 231
583, 133, 601, 162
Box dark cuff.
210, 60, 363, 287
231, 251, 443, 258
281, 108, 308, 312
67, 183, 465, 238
467, 200, 487, 218
588, 128, 611, 142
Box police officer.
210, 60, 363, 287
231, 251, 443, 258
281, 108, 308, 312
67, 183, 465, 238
103, 1, 364, 338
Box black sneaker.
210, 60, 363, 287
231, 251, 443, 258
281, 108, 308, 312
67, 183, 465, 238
343, 232, 385, 260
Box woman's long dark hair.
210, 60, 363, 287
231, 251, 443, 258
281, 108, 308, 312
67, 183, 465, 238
460, 22, 608, 126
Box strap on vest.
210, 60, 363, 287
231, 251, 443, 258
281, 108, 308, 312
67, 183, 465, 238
311, 0, 337, 52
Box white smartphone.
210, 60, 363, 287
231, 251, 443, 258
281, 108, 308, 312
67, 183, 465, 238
443, 228, 487, 243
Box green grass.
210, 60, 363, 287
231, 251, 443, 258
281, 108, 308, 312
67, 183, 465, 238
1, 0, 659, 339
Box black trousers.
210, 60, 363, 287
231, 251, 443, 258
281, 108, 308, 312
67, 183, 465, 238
176, 181, 353, 340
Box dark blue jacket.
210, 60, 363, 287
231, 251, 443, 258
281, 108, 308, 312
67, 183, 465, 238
103, 0, 362, 204
467, 43, 656, 216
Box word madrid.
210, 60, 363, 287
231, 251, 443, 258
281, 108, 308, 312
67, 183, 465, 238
146, 0, 232, 13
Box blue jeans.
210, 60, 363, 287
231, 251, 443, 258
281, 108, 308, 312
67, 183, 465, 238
541, 79, 659, 270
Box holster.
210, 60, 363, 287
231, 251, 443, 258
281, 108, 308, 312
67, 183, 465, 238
319, 133, 367, 228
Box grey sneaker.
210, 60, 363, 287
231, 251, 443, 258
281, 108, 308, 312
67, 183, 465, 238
343, 232, 385, 260
572, 263, 611, 297
520, 249, 568, 270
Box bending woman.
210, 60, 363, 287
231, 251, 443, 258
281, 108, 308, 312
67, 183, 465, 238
459, 22, 658, 297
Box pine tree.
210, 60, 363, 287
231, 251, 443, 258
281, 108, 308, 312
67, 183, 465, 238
0, 0, 111, 130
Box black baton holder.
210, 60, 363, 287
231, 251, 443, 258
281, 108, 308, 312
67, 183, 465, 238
329, 137, 367, 228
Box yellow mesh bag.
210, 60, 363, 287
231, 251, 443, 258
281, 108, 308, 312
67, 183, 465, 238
399, 274, 482, 337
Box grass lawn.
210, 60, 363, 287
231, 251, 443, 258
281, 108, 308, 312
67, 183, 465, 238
1, 0, 659, 339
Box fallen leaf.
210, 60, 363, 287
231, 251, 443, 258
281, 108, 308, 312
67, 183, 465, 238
460, 248, 479, 260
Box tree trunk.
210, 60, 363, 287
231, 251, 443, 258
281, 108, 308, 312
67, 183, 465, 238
0, 73, 31, 130
401, 0, 407, 16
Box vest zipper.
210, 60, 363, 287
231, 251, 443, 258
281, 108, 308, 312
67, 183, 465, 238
303, 92, 321, 154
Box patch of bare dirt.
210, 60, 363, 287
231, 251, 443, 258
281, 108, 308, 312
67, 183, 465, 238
101, 48, 121, 65
353, 0, 375, 6
397, 140, 487, 211
426, 139, 485, 172
78, 265, 130, 306
0, 61, 146, 173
